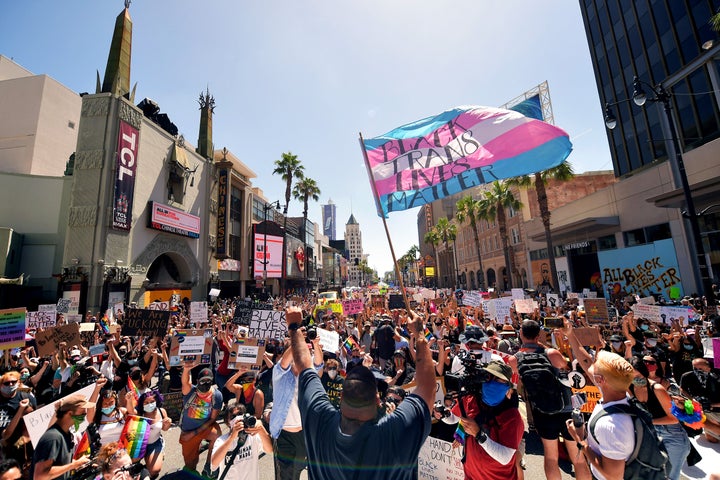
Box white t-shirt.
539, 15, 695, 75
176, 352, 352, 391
210, 431, 263, 480
587, 397, 635, 480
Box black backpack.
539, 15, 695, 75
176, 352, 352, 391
588, 398, 669, 480
515, 347, 571, 415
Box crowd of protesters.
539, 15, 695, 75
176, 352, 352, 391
0, 284, 719, 480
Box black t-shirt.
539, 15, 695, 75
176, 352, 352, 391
373, 325, 396, 360
30, 424, 74, 480
681, 369, 720, 404
0, 390, 37, 432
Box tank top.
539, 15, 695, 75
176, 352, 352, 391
146, 411, 164, 444
98, 411, 125, 444
631, 381, 666, 419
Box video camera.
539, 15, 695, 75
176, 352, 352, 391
444, 350, 492, 395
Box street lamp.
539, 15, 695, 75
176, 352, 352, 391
604, 76, 715, 307
261, 200, 282, 297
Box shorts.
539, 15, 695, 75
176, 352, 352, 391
532, 410, 572, 440
146, 436, 165, 458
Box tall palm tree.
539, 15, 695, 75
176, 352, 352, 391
455, 195, 485, 289
272, 152, 305, 216
479, 181, 522, 290
292, 177, 321, 228
424, 217, 458, 288
508, 161, 574, 292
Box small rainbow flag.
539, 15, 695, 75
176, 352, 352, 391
466, 317, 475, 327
99, 315, 110, 335
127, 376, 140, 402
119, 415, 151, 461
74, 431, 91, 459
454, 421, 467, 445
342, 337, 359, 354
423, 327, 434, 342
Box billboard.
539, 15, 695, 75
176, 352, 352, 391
253, 232, 283, 278
285, 236, 306, 278
322, 203, 336, 240
216, 168, 229, 256
597, 239, 683, 299
112, 120, 139, 230
148, 202, 201, 238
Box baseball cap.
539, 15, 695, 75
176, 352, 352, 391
459, 325, 488, 344
609, 334, 623, 343
483, 361, 513, 384
70, 349, 82, 358
198, 368, 214, 382
57, 393, 95, 413
342, 366, 379, 408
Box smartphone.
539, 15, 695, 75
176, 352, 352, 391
544, 317, 564, 329
571, 392, 587, 409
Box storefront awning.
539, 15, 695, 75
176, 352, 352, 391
646, 176, 720, 210
529, 216, 619, 242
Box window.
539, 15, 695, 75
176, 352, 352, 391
624, 228, 646, 247
597, 234, 617, 251
508, 205, 517, 218
623, 223, 671, 247
511, 228, 521, 244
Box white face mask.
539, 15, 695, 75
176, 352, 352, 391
328, 369, 337, 379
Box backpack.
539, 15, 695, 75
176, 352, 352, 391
588, 397, 669, 480
515, 347, 571, 415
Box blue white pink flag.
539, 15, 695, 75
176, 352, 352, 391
362, 105, 572, 217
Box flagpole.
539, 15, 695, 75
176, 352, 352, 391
358, 133, 412, 316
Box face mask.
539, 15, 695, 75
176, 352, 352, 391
646, 364, 657, 373
20, 373, 29, 383
71, 414, 85, 431
694, 368, 708, 377
611, 342, 623, 350
1, 384, 17, 396
197, 382, 212, 393
127, 359, 138, 366
481, 380, 510, 406
327, 369, 337, 379
640, 324, 649, 331
683, 344, 694, 351
646, 339, 657, 347
632, 377, 648, 387
101, 405, 116, 415
144, 402, 157, 412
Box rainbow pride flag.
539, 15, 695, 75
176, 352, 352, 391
127, 376, 140, 402
241, 382, 254, 404
362, 105, 572, 217
466, 317, 475, 327
423, 327, 434, 342
454, 421, 467, 445
342, 337, 359, 354
119, 415, 151, 461
99, 315, 110, 335
73, 431, 91, 459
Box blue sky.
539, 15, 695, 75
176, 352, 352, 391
2, 1, 613, 276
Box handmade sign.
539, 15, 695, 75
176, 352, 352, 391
147, 301, 169, 311
0, 308, 26, 350
26, 311, 56, 330
388, 294, 406, 310
583, 299, 609, 324
228, 337, 265, 369
163, 392, 184, 422
190, 301, 208, 323
511, 288, 525, 300
572, 385, 602, 413
574, 327, 602, 347
631, 303, 661, 323
26, 385, 94, 447
248, 309, 287, 340
342, 299, 364, 316
417, 436, 464, 480
316, 327, 340, 354
35, 323, 81, 357
56, 298, 72, 314
232, 300, 254, 325
122, 309, 170, 337
169, 328, 213, 366
514, 298, 536, 314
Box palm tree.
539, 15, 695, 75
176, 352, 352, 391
508, 161, 574, 292
455, 195, 485, 289
424, 217, 458, 288
272, 152, 305, 216
479, 181, 522, 290
292, 177, 321, 229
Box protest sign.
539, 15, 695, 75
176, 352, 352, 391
26, 384, 95, 447
232, 300, 254, 325
572, 385, 601, 414
342, 299, 364, 316
316, 327, 340, 354
388, 294, 406, 310
631, 303, 661, 323
403, 377, 446, 405
0, 308, 26, 350
122, 309, 170, 337
659, 306, 694, 326
66, 314, 83, 323
583, 299, 609, 324
546, 293, 560, 308
113, 303, 125, 316
417, 436, 464, 480
248, 309, 287, 340
26, 311, 56, 330
56, 298, 72, 314
412, 293, 424, 304
169, 328, 213, 366
511, 288, 525, 300
586, 291, 597, 298
228, 337, 266, 369
488, 298, 513, 322
462, 291, 481, 307
567, 292, 579, 299
574, 327, 602, 347
420, 289, 437, 300
638, 296, 656, 305
371, 295, 385, 307
190, 301, 208, 323
79, 322, 96, 332
514, 298, 536, 314
89, 343, 107, 357
35, 323, 81, 356
147, 301, 169, 311
162, 391, 184, 423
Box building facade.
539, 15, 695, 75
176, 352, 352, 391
321, 199, 336, 240
345, 214, 364, 287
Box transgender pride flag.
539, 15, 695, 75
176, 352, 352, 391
361, 105, 572, 217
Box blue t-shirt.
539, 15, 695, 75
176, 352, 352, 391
181, 385, 223, 432
298, 368, 430, 480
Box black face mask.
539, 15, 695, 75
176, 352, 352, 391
197, 382, 212, 393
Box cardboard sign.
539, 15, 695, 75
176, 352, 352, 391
417, 436, 464, 480
514, 298, 536, 314
25, 384, 95, 448
56, 298, 72, 314
169, 328, 213, 366
147, 301, 169, 311
0, 308, 27, 350
232, 301, 254, 325
388, 293, 405, 310
27, 311, 56, 330
163, 391, 184, 423
66, 314, 83, 323
35, 323, 81, 356
342, 299, 364, 316
583, 299, 609, 324
228, 337, 266, 369
190, 301, 208, 323
574, 327, 602, 347
122, 308, 170, 337
316, 327, 340, 354
248, 309, 287, 340
572, 385, 602, 414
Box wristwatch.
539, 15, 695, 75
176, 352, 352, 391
577, 441, 585, 451
475, 430, 487, 444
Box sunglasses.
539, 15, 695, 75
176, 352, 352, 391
3, 380, 17, 386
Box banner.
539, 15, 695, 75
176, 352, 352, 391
342, 299, 364, 316
363, 105, 572, 217
417, 436, 464, 480
25, 385, 95, 447
0, 308, 26, 349
253, 232, 284, 279
35, 323, 81, 357
148, 202, 201, 238
659, 306, 695, 326
583, 299, 609, 324
121, 309, 170, 337
112, 120, 138, 230
216, 167, 228, 256
248, 309, 287, 340
190, 301, 208, 323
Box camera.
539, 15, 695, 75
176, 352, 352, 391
433, 401, 451, 418
242, 413, 257, 429
444, 350, 491, 395
571, 392, 587, 428
306, 327, 317, 341
544, 317, 565, 329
